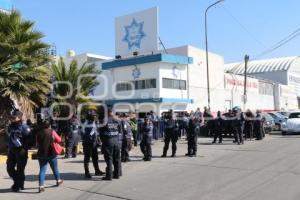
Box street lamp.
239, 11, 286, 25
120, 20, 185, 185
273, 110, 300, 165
205, 0, 225, 109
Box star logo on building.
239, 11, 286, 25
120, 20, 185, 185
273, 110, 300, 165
132, 66, 141, 80
123, 18, 146, 50
172, 66, 180, 78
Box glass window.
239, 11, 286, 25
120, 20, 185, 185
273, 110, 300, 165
163, 78, 186, 90
116, 79, 156, 91
145, 79, 156, 89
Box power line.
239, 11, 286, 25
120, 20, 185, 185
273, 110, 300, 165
227, 26, 300, 74
253, 28, 300, 59
221, 5, 266, 48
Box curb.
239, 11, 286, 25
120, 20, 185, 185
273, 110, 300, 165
0, 150, 36, 164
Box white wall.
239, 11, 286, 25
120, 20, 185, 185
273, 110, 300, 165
159, 62, 188, 99
251, 71, 288, 85
167, 45, 225, 112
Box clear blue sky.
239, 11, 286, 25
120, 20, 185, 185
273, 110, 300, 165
10, 0, 300, 63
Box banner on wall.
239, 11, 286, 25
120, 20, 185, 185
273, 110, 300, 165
115, 7, 159, 57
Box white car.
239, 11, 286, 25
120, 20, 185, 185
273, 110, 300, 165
281, 112, 300, 135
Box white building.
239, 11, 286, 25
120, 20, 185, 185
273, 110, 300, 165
63, 50, 111, 66
226, 57, 300, 110
66, 7, 300, 115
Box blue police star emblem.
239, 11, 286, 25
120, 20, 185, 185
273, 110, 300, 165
132, 66, 141, 80
123, 18, 146, 50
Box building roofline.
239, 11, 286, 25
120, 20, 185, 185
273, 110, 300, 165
102, 53, 193, 69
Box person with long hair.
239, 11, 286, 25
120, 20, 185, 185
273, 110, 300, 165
36, 120, 63, 193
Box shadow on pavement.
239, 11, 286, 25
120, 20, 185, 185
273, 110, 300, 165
25, 172, 91, 182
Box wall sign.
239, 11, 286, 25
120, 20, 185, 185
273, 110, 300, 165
115, 7, 159, 57
123, 18, 146, 50
132, 65, 141, 80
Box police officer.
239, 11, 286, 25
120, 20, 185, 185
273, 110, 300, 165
7, 110, 31, 192
185, 116, 198, 157
203, 107, 213, 137
244, 109, 255, 140
140, 116, 153, 161
212, 111, 224, 144
120, 113, 132, 162
254, 111, 263, 140
99, 109, 122, 181
129, 113, 138, 147
82, 112, 105, 178
232, 108, 245, 145
161, 110, 178, 157
65, 115, 80, 158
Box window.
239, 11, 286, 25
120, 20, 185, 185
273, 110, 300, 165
162, 78, 186, 90
116, 79, 156, 91
145, 79, 156, 89
259, 82, 273, 95
135, 80, 145, 90
116, 82, 133, 91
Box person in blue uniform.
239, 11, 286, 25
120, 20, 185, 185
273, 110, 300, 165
81, 112, 105, 178
6, 110, 31, 192
99, 109, 122, 181
161, 110, 178, 157
212, 111, 224, 144
185, 116, 198, 157
140, 116, 153, 161
232, 108, 245, 145
65, 115, 80, 158
120, 113, 132, 162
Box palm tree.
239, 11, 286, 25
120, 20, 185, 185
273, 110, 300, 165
51, 58, 101, 115
0, 11, 51, 128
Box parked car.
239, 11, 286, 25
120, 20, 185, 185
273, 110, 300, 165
268, 112, 288, 131
262, 113, 276, 133
277, 111, 290, 118
281, 112, 300, 135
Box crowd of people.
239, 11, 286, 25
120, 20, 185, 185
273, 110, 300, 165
5, 106, 267, 193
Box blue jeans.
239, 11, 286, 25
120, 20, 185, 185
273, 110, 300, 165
38, 156, 60, 186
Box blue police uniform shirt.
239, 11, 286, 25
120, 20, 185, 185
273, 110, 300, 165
8, 123, 31, 150
70, 119, 80, 136
164, 118, 176, 129
82, 120, 98, 145
142, 122, 153, 137
100, 117, 121, 137
121, 119, 132, 139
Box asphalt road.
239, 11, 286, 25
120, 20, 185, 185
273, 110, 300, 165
1, 134, 300, 200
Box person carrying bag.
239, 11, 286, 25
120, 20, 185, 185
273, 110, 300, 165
36, 120, 63, 193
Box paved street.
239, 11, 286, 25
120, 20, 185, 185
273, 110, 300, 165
1, 134, 300, 200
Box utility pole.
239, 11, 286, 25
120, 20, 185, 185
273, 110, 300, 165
205, 0, 224, 109
243, 54, 250, 111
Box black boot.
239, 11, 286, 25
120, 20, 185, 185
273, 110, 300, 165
84, 163, 92, 178
95, 170, 105, 176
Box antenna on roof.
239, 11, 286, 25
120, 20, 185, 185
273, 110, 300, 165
159, 37, 168, 54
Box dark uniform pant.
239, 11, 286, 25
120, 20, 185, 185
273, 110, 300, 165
163, 128, 178, 156
121, 138, 129, 162
132, 130, 138, 146
83, 144, 100, 175
140, 136, 152, 160
7, 149, 28, 189
234, 125, 244, 144
66, 135, 78, 158
187, 134, 197, 155
254, 121, 263, 140
102, 137, 121, 179
244, 122, 254, 140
